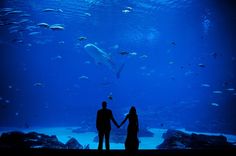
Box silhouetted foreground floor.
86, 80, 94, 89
1, 149, 236, 156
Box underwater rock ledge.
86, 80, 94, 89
157, 129, 236, 149
0, 131, 89, 149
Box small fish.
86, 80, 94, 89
79, 76, 89, 80
125, 6, 133, 10
78, 36, 87, 41
33, 82, 44, 87
129, 52, 137, 56
169, 61, 174, 65
42, 8, 57, 12
18, 19, 30, 24
29, 32, 41, 36
58, 9, 63, 13
226, 88, 235, 91
201, 84, 210, 87
4, 10, 22, 15
171, 41, 176, 46
20, 13, 30, 17
122, 9, 131, 13
210, 52, 217, 59
84, 12, 91, 16
198, 63, 206, 68
58, 41, 65, 44
139, 55, 148, 59
26, 25, 38, 31
1, 8, 13, 12
108, 92, 112, 100
43, 8, 55, 12
211, 103, 219, 107
51, 55, 62, 60
49, 24, 64, 30
37, 22, 50, 28
119, 51, 129, 55
213, 90, 223, 94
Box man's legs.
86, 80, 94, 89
98, 131, 104, 150
105, 131, 110, 150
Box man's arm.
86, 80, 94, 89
110, 111, 119, 128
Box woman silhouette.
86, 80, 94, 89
119, 106, 139, 151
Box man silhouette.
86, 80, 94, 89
96, 101, 119, 150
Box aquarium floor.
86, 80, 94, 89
1, 149, 236, 156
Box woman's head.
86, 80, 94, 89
129, 106, 136, 115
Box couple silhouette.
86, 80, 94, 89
96, 101, 139, 151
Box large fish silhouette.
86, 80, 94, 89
84, 43, 124, 78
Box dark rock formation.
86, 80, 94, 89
157, 129, 236, 149
0, 131, 88, 149
65, 137, 83, 149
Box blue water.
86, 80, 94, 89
0, 0, 236, 135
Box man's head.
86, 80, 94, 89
102, 101, 107, 109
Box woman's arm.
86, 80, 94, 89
119, 115, 128, 127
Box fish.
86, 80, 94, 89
210, 52, 217, 59
42, 8, 55, 12
33, 82, 44, 87
211, 103, 219, 107
4, 10, 23, 16
122, 9, 131, 13
201, 83, 210, 87
37, 22, 50, 28
18, 19, 30, 24
84, 43, 125, 78
29, 32, 41, 36
119, 51, 129, 55
125, 6, 133, 10
213, 90, 223, 94
51, 55, 62, 60
79, 75, 89, 80
49, 24, 64, 30
129, 52, 137, 56
226, 88, 235, 91
139, 54, 148, 59
108, 92, 113, 100
84, 12, 91, 16
198, 63, 206, 68
42, 8, 63, 13
78, 36, 87, 41
171, 41, 176, 46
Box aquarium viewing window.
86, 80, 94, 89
0, 0, 236, 153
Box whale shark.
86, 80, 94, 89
84, 43, 124, 78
